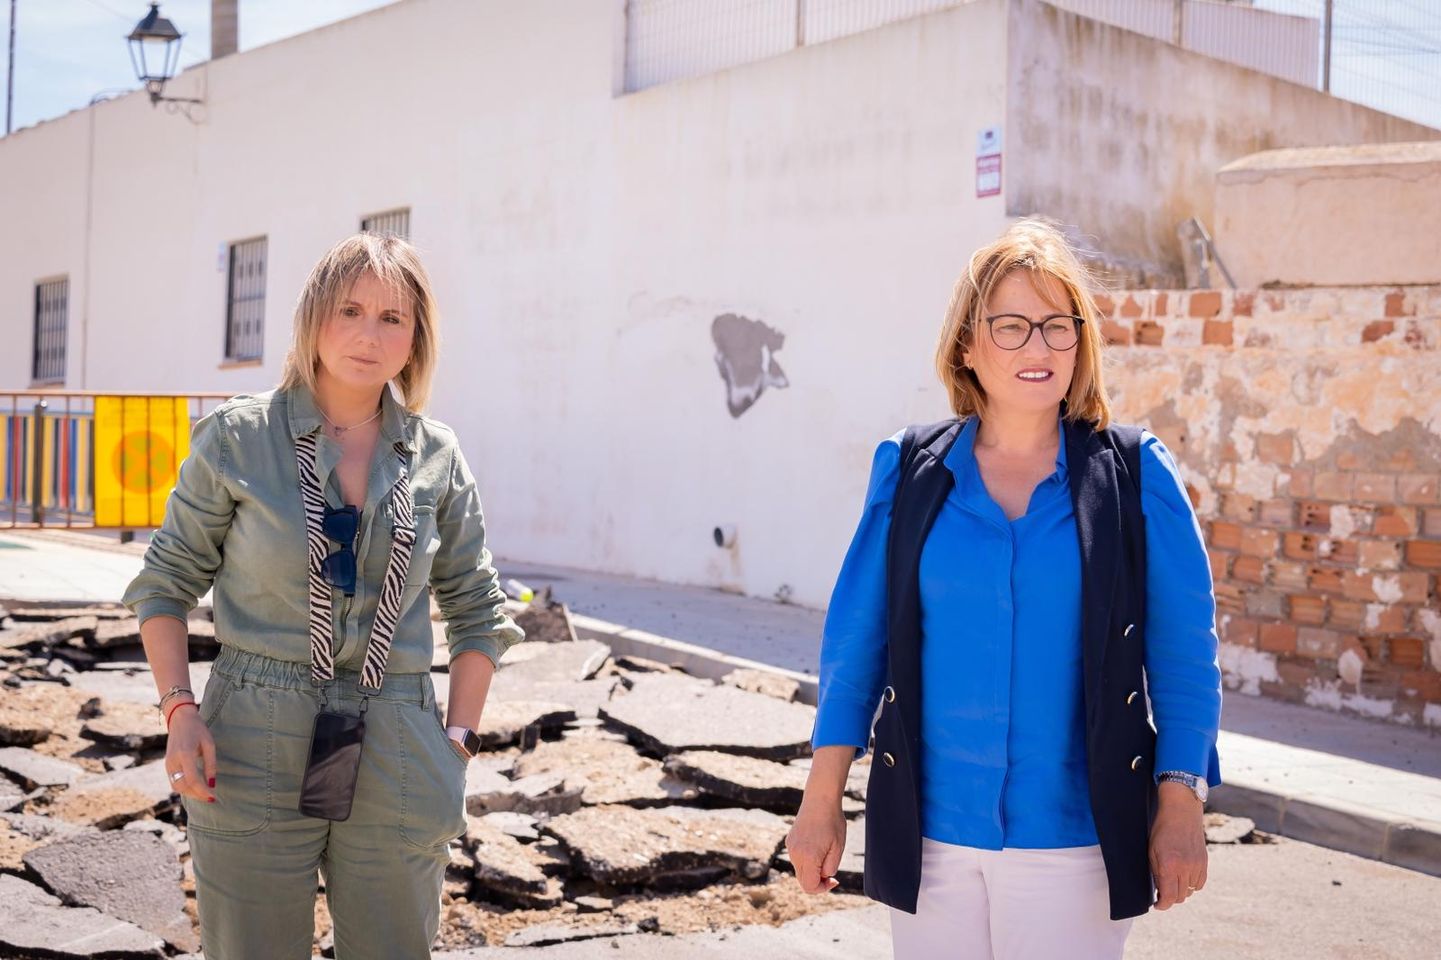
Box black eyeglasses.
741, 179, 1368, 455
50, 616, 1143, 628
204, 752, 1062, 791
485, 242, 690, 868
321, 505, 360, 597
984, 314, 1084, 351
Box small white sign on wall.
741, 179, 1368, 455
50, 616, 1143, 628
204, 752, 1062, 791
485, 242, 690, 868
976, 125, 1002, 199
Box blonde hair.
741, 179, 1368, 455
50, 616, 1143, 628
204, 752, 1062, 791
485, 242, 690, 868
934, 218, 1112, 429
279, 233, 439, 412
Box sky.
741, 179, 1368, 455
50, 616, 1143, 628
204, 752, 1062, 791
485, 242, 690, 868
1, 0, 398, 133
1, 0, 1438, 134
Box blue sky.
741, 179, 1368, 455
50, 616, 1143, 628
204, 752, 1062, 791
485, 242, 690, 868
2, 0, 1438, 134
2, 0, 398, 133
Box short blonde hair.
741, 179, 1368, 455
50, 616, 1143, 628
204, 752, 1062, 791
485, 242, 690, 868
934, 218, 1112, 429
279, 233, 439, 412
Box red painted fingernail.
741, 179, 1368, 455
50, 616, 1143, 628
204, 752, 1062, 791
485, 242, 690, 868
207, 797, 216, 803
208, 778, 216, 788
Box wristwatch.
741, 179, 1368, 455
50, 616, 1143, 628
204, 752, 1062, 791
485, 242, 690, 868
1156, 770, 1208, 803
445, 726, 482, 760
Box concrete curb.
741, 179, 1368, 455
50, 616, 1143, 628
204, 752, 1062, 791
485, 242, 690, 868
1208, 782, 1441, 878
563, 609, 821, 706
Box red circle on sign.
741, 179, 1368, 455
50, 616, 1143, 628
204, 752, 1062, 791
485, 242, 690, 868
112, 432, 176, 494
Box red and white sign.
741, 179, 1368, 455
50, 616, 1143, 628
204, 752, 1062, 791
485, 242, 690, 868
976, 125, 1002, 199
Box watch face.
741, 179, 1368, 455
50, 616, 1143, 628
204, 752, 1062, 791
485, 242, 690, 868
461, 729, 483, 755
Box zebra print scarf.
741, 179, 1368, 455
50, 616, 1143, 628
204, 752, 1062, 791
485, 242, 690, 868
295, 432, 417, 691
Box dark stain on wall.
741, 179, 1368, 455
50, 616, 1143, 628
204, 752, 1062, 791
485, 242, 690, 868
711, 314, 790, 418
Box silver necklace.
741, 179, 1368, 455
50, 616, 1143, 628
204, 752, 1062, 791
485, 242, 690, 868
320, 406, 382, 438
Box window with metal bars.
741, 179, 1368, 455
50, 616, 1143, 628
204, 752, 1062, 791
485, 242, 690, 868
225, 237, 267, 362
360, 208, 410, 240
32, 278, 68, 383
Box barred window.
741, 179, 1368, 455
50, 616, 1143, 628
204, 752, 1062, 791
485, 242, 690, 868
33, 277, 68, 383
361, 208, 410, 240
225, 237, 267, 362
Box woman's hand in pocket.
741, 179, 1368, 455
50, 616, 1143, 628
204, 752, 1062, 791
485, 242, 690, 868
165, 705, 218, 803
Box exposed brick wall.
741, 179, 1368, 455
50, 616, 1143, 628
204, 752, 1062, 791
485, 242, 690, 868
1096, 286, 1441, 728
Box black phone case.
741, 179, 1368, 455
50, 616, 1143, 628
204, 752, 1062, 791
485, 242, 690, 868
298, 710, 366, 821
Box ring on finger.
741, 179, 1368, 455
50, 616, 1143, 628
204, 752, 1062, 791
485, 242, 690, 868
169, 771, 185, 782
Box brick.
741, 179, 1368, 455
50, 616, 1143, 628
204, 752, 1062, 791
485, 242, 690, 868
1257, 499, 1294, 527
1134, 320, 1163, 346
1153, 293, 1169, 315
1359, 635, 1387, 659
1284, 533, 1321, 561
1389, 637, 1426, 669
1288, 594, 1327, 626
1239, 527, 1279, 559
1244, 589, 1285, 619
1313, 472, 1353, 501
1425, 509, 1441, 538
1336, 451, 1367, 471
1232, 555, 1268, 584
1361, 319, 1395, 343
1298, 502, 1331, 530
1297, 627, 1343, 659
1358, 540, 1404, 571
1119, 295, 1144, 318
1281, 471, 1314, 499
1365, 604, 1409, 634
1214, 582, 1246, 615
1189, 291, 1223, 318
1202, 320, 1233, 346
1353, 473, 1396, 503
1373, 506, 1419, 538
1399, 475, 1440, 505
1275, 656, 1320, 688
1221, 494, 1257, 522
1329, 600, 1365, 632
1259, 622, 1297, 654
1399, 670, 1441, 703
1384, 290, 1410, 317
1209, 521, 1242, 550
1308, 565, 1344, 593
1208, 550, 1229, 581
1101, 320, 1131, 346
1320, 539, 1358, 565
1343, 571, 1431, 603
1406, 540, 1441, 569
1233, 292, 1254, 317
1255, 432, 1295, 465
1221, 616, 1258, 646
1271, 561, 1309, 591
1092, 294, 1115, 316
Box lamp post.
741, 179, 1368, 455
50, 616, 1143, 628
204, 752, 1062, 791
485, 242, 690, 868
127, 3, 200, 107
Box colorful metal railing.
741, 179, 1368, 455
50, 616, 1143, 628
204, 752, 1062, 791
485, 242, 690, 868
1, 391, 232, 529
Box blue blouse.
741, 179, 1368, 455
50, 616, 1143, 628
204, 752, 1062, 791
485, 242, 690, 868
812, 418, 1222, 849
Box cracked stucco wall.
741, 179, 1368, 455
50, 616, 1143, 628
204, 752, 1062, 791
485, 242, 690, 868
1100, 284, 1441, 727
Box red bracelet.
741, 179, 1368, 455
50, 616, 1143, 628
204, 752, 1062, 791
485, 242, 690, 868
165, 700, 198, 729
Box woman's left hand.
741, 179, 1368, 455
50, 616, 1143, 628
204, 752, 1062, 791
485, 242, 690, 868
1149, 782, 1208, 910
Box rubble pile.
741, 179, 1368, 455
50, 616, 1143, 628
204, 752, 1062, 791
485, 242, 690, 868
0, 597, 870, 955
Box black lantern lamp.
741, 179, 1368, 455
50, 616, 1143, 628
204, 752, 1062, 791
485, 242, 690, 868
127, 4, 199, 107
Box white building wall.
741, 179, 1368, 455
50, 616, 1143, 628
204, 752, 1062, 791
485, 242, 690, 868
0, 0, 1010, 606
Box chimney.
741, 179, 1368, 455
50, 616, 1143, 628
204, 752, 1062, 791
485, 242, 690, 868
211, 0, 237, 59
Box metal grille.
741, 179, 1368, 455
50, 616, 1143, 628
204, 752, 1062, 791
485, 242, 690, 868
622, 0, 1441, 128
361, 207, 411, 239
32, 278, 68, 384
225, 237, 267, 362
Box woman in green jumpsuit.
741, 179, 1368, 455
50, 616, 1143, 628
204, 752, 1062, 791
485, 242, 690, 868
124, 233, 523, 959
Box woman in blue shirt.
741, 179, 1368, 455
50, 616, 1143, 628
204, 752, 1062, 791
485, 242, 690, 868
786, 219, 1221, 959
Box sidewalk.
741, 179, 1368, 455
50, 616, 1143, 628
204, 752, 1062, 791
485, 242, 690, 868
3, 531, 1438, 878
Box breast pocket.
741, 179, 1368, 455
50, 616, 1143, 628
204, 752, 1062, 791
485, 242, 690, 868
401, 504, 440, 600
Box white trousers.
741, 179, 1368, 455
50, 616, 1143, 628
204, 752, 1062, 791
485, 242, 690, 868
889, 838, 1134, 960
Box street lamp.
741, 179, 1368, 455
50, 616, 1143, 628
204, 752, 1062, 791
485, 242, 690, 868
126, 3, 200, 107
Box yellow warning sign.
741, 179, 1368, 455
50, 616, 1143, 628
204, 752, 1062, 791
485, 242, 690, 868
94, 396, 191, 527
